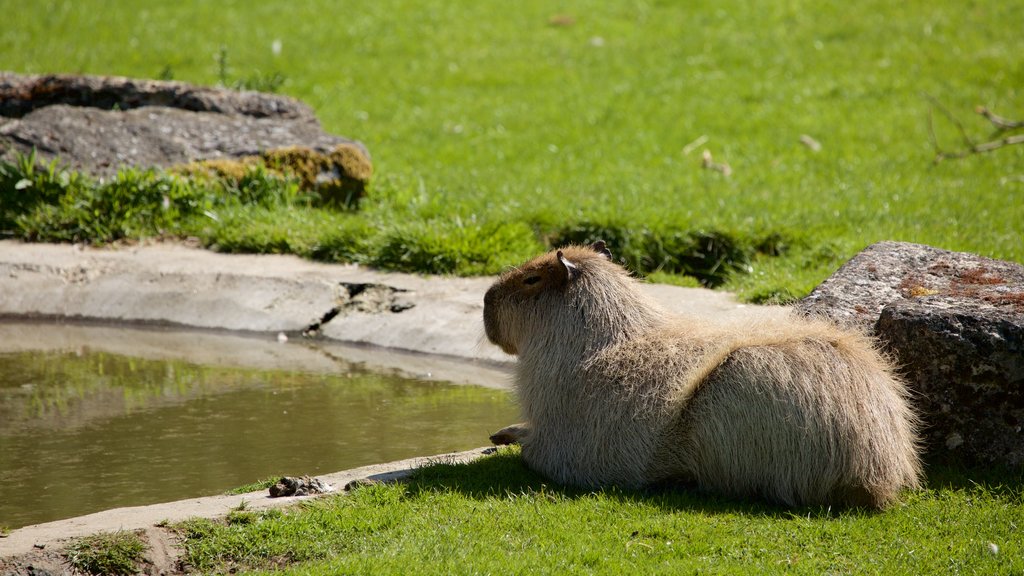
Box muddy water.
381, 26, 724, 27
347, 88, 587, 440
0, 331, 517, 529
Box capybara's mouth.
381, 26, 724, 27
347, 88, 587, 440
483, 308, 517, 355
483, 286, 516, 354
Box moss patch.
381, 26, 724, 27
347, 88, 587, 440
177, 143, 372, 209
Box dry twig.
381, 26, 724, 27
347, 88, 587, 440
925, 95, 1024, 162
976, 106, 1024, 130
800, 134, 822, 152
701, 149, 732, 177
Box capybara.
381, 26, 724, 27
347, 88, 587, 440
483, 241, 921, 508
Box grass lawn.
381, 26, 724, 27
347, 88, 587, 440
4, 3, 1023, 572
173, 448, 1022, 575
2, 0, 1022, 300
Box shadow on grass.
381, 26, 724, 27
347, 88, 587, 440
405, 449, 851, 520
403, 448, 1024, 519
923, 457, 1024, 502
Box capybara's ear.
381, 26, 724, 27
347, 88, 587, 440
556, 250, 579, 283
591, 240, 612, 260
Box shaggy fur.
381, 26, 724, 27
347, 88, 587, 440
483, 243, 922, 508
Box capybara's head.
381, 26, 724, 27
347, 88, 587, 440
483, 241, 616, 355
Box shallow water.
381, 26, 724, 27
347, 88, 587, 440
0, 340, 517, 529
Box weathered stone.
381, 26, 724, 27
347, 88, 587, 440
269, 475, 333, 497
2, 104, 353, 175
797, 241, 1024, 468
878, 296, 1023, 467
0, 72, 313, 120
0, 73, 371, 198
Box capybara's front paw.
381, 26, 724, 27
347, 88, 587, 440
489, 422, 530, 445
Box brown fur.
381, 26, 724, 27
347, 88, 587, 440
483, 243, 922, 508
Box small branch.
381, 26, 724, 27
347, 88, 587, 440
934, 133, 1024, 162
975, 106, 1024, 131
926, 95, 1024, 162
799, 134, 822, 152
682, 135, 708, 156
924, 93, 975, 150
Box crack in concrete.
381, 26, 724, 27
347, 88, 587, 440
303, 282, 414, 336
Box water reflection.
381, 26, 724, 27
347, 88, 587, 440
0, 345, 516, 529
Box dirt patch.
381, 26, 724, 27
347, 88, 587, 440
141, 526, 184, 576
0, 526, 184, 576
0, 546, 73, 576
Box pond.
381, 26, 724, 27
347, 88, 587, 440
0, 322, 517, 530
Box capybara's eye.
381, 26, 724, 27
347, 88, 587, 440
524, 275, 542, 286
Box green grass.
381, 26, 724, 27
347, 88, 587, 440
3, 4, 1021, 570
227, 477, 281, 496
64, 530, 147, 576
1, 0, 1021, 299
172, 448, 1022, 575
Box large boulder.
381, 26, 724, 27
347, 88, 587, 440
0, 73, 371, 201
796, 241, 1024, 468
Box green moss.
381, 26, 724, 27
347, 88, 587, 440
179, 144, 373, 210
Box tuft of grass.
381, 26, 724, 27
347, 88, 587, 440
548, 221, 759, 287
0, 151, 86, 235
64, 530, 148, 576
0, 152, 347, 246
1, 152, 217, 244
226, 477, 281, 496
370, 220, 544, 276
216, 45, 287, 93
643, 271, 703, 289
226, 507, 285, 528
15, 169, 208, 244
172, 448, 1023, 575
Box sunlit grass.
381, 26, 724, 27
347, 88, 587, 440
174, 448, 1023, 575
2, 0, 1021, 300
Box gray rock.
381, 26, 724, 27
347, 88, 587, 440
797, 241, 1024, 468
1, 104, 358, 176
0, 72, 313, 120
0, 72, 370, 182
269, 476, 333, 497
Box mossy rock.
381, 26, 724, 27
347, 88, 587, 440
177, 143, 372, 209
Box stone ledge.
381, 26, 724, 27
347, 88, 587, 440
797, 241, 1024, 468
0, 239, 752, 367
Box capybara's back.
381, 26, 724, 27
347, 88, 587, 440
652, 325, 921, 508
